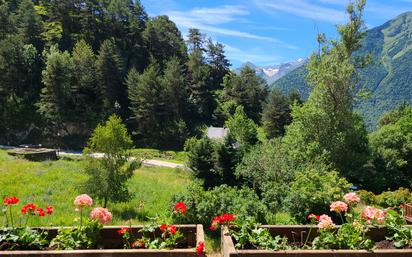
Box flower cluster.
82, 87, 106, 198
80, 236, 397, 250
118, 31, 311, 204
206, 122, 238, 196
344, 192, 361, 204
362, 206, 386, 224
330, 201, 348, 213
196, 241, 205, 256
90, 207, 112, 225
174, 201, 187, 215
117, 227, 131, 235
210, 213, 236, 231
160, 224, 177, 234
318, 214, 335, 229
3, 196, 19, 205
74, 194, 93, 210
20, 203, 53, 216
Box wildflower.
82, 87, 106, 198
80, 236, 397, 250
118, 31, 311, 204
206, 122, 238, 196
318, 214, 334, 229
344, 192, 360, 204
117, 227, 130, 235
196, 241, 205, 256
74, 194, 93, 209
90, 207, 112, 225
330, 201, 348, 213
21, 203, 37, 214
174, 201, 187, 215
3, 196, 19, 206
46, 205, 53, 215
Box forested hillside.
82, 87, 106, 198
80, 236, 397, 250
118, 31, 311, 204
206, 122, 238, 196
0, 0, 269, 149
272, 12, 412, 130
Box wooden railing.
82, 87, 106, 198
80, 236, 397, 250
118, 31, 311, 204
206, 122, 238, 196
403, 203, 412, 223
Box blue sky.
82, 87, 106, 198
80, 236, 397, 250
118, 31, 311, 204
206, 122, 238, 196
140, 0, 412, 67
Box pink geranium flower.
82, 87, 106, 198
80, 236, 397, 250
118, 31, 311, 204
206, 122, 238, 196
330, 201, 348, 213
318, 214, 334, 229
362, 206, 386, 224
90, 207, 112, 225
344, 192, 360, 204
74, 194, 93, 209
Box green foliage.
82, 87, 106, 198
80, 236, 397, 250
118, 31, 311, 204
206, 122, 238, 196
236, 139, 295, 192
312, 223, 374, 250
187, 134, 242, 189
172, 184, 268, 226
221, 67, 268, 123
385, 210, 412, 248
231, 218, 289, 250
285, 165, 350, 223
262, 89, 301, 139
50, 220, 101, 250
83, 115, 140, 207
369, 104, 412, 191
0, 228, 48, 250
136, 222, 184, 249
225, 106, 258, 148
282, 1, 370, 183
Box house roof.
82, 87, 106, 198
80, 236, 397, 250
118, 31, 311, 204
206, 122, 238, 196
206, 127, 229, 140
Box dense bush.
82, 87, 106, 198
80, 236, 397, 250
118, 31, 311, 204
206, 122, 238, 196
171, 184, 268, 226
284, 164, 350, 223
358, 188, 412, 208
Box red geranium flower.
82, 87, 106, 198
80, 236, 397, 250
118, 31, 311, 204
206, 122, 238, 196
168, 225, 177, 234
3, 196, 19, 206
21, 203, 37, 214
160, 224, 168, 231
196, 241, 205, 256
210, 213, 236, 231
174, 201, 187, 215
36, 208, 45, 217
117, 227, 130, 235
46, 205, 53, 215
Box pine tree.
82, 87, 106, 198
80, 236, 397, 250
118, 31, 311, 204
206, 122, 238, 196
187, 28, 204, 52
71, 40, 100, 126
37, 45, 74, 129
262, 89, 293, 139
15, 0, 43, 50
95, 39, 125, 117
143, 15, 187, 67
222, 67, 268, 123
206, 38, 230, 91
225, 105, 258, 148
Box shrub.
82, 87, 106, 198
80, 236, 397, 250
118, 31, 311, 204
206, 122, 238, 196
171, 184, 268, 227
374, 188, 412, 208
357, 190, 376, 205
284, 166, 350, 224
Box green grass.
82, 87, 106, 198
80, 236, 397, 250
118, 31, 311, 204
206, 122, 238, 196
0, 150, 191, 227
130, 148, 187, 164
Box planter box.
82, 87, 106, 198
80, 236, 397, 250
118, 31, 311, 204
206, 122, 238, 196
221, 225, 412, 257
0, 224, 204, 257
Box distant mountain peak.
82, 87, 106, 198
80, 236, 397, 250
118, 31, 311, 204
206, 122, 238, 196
236, 58, 308, 84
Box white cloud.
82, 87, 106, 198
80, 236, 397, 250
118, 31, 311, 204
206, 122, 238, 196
366, 2, 412, 19
254, 0, 347, 23
166, 5, 296, 49
223, 43, 282, 65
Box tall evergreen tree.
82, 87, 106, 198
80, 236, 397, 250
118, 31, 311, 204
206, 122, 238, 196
206, 38, 230, 91
222, 67, 268, 123
15, 0, 43, 50
187, 28, 204, 52
95, 39, 126, 117
71, 40, 100, 127
262, 89, 294, 139
143, 15, 187, 68
37, 46, 74, 130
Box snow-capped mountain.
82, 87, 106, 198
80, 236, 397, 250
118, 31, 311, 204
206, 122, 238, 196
236, 58, 308, 84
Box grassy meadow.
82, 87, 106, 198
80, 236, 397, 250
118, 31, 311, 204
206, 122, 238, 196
0, 150, 191, 227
